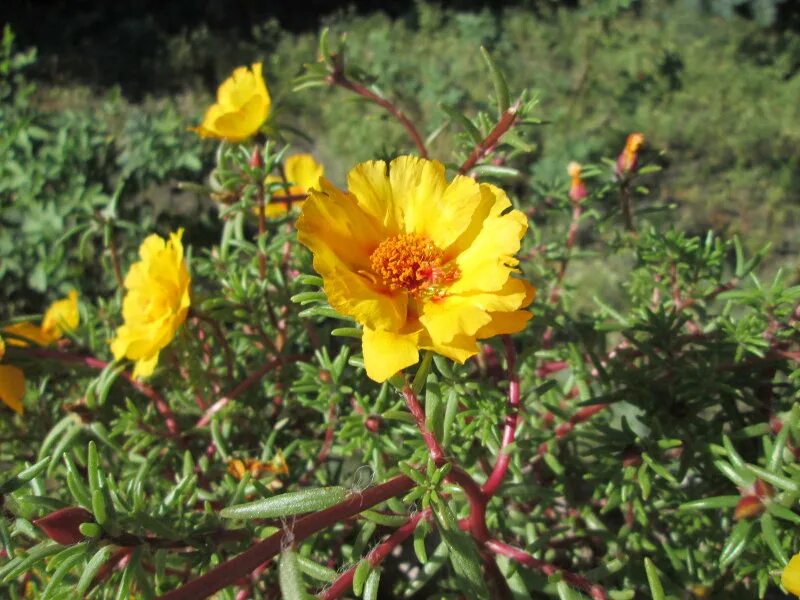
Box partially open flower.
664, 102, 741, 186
297, 156, 534, 382
110, 230, 191, 379
262, 154, 324, 218
192, 63, 271, 143
615, 133, 645, 177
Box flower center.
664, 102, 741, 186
369, 233, 459, 296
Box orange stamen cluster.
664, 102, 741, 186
370, 233, 459, 296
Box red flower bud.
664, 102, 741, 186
734, 495, 764, 520
34, 507, 93, 545
249, 147, 264, 169
754, 479, 774, 499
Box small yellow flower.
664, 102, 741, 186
0, 291, 79, 414
297, 156, 535, 382
5, 291, 80, 347
262, 154, 324, 218
111, 230, 191, 379
192, 63, 271, 143
783, 552, 800, 596
227, 451, 289, 480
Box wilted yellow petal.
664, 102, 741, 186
0, 365, 25, 414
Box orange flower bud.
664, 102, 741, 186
567, 161, 587, 202
615, 133, 645, 177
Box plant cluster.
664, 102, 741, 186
1, 13, 800, 600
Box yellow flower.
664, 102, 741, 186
192, 63, 271, 143
111, 230, 191, 379
4, 291, 80, 347
297, 156, 535, 382
0, 291, 79, 414
783, 553, 800, 596
262, 154, 324, 218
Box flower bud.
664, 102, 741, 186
249, 147, 264, 169
615, 133, 645, 177
733, 495, 764, 520
567, 161, 587, 202
34, 506, 93, 545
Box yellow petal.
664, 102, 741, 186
3, 322, 52, 347
284, 154, 324, 193
476, 310, 532, 338
0, 365, 25, 414
347, 160, 402, 233
783, 552, 800, 596
0, 335, 4, 361
388, 156, 483, 250
421, 331, 480, 364
362, 327, 420, 382
41, 290, 79, 342
449, 183, 527, 294
420, 278, 533, 344
132, 353, 160, 379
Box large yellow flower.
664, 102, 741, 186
297, 156, 535, 382
784, 553, 800, 596
111, 230, 191, 379
0, 291, 79, 414
192, 63, 271, 143
262, 154, 324, 218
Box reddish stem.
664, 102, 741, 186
482, 336, 520, 497
328, 72, 428, 158
319, 510, 428, 599
459, 99, 521, 175
485, 539, 607, 600
195, 355, 304, 428
156, 475, 415, 600
22, 347, 181, 440
402, 385, 444, 460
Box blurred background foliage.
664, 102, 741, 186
2, 0, 799, 308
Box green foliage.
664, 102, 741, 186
1, 5, 800, 600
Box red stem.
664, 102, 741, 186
328, 73, 428, 158
195, 355, 304, 428
402, 385, 444, 460
157, 475, 415, 600
482, 336, 520, 497
22, 347, 181, 440
485, 539, 607, 600
318, 510, 428, 599
459, 99, 521, 175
